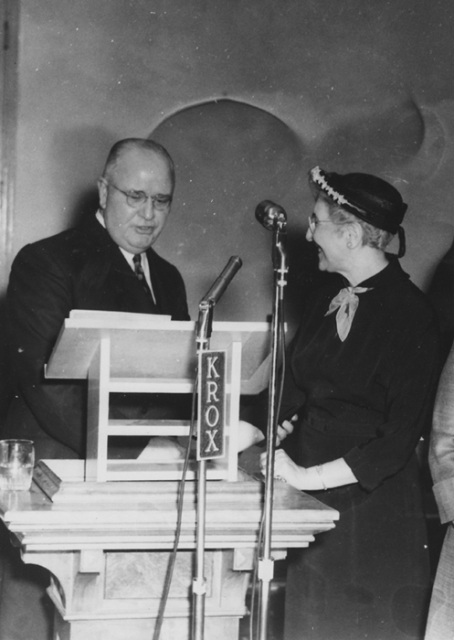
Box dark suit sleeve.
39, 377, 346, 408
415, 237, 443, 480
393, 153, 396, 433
7, 244, 86, 456
344, 316, 440, 491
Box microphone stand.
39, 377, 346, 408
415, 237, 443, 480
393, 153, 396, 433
258, 219, 288, 640
192, 257, 242, 640
192, 298, 211, 640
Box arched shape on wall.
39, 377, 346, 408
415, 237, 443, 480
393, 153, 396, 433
150, 98, 314, 328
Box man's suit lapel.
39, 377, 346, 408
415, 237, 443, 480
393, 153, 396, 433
78, 216, 159, 314
146, 247, 173, 315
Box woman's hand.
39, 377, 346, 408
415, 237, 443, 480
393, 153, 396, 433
260, 450, 358, 491
259, 449, 313, 490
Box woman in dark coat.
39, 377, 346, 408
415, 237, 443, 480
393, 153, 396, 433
249, 167, 440, 640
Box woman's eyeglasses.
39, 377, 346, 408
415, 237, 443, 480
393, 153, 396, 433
308, 213, 348, 232
308, 213, 333, 232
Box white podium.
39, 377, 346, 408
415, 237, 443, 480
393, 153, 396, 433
45, 310, 272, 482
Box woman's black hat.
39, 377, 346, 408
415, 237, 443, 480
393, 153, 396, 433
309, 166, 407, 256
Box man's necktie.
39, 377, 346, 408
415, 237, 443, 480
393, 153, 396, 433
133, 253, 154, 300
325, 286, 372, 342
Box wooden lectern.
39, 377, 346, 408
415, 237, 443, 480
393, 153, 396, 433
45, 310, 273, 482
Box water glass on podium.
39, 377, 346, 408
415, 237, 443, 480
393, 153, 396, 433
0, 440, 35, 491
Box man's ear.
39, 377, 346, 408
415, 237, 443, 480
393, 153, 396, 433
97, 177, 108, 210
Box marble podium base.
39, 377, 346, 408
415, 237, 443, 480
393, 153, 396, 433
0, 460, 338, 640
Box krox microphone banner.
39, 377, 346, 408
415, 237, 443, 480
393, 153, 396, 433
197, 350, 226, 460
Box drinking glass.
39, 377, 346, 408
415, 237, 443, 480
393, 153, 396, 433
0, 440, 35, 491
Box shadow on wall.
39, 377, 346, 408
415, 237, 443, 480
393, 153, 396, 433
69, 188, 99, 228
52, 126, 115, 231
150, 99, 315, 331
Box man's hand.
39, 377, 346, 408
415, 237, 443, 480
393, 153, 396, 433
276, 414, 298, 445
237, 420, 265, 452
236, 413, 298, 453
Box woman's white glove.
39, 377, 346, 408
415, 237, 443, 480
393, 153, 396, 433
260, 449, 358, 491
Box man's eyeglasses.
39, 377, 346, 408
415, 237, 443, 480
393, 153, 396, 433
108, 182, 172, 211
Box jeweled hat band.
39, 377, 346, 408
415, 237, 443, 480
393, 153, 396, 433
309, 166, 407, 235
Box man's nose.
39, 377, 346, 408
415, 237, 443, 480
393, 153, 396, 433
139, 197, 156, 219
306, 226, 313, 242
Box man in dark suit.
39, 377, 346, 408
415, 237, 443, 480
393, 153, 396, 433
0, 139, 190, 640
4, 138, 190, 461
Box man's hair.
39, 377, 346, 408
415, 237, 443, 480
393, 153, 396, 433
102, 138, 175, 188
319, 192, 394, 251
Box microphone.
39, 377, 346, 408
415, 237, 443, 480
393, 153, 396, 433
200, 256, 243, 305
255, 200, 287, 231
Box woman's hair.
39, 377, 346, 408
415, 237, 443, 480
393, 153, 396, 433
318, 192, 394, 251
